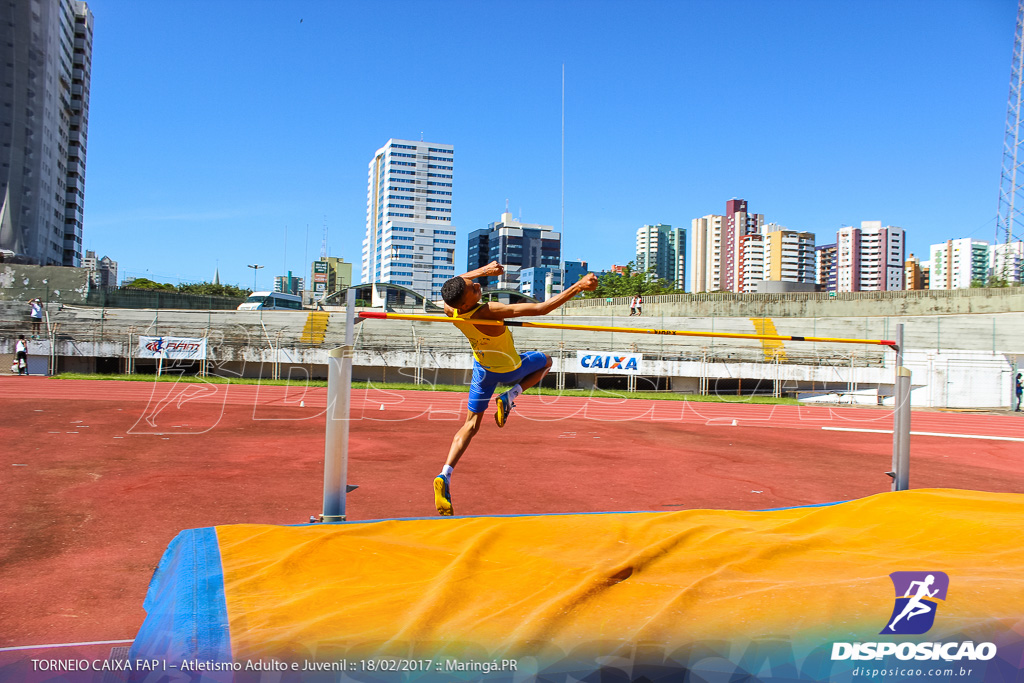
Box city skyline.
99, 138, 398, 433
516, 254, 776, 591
60, 0, 1017, 289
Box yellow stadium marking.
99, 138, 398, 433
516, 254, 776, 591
750, 318, 787, 362
299, 311, 330, 344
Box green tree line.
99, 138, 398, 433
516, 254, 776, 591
576, 262, 684, 298
122, 278, 251, 298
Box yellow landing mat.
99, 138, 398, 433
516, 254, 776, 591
215, 488, 1024, 663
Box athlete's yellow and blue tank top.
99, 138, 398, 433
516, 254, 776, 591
450, 303, 522, 373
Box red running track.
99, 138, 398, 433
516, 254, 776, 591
1, 376, 1023, 655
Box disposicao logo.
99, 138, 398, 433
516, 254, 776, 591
881, 571, 949, 635
831, 571, 998, 663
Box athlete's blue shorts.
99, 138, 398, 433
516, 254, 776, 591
467, 350, 549, 414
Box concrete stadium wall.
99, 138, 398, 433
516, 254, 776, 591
0, 264, 91, 303
561, 287, 1024, 318
3, 334, 1015, 409
3, 301, 1022, 409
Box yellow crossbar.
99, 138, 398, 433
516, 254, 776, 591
358, 312, 897, 347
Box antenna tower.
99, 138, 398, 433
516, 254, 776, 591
997, 0, 1024, 248
319, 216, 327, 262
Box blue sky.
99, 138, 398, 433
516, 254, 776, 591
81, 0, 1016, 290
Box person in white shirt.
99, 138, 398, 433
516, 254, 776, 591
15, 335, 28, 375
28, 298, 43, 336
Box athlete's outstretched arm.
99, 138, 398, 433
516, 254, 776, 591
460, 261, 505, 281
478, 273, 599, 320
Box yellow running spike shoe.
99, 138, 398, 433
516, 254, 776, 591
494, 391, 515, 428
433, 474, 453, 516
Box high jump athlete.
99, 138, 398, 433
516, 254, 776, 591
433, 260, 598, 515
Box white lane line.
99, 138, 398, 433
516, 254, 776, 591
0, 639, 134, 652
822, 427, 1024, 442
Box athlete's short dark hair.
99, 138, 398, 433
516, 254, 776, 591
441, 276, 467, 306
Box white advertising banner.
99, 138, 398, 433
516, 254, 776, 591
576, 351, 643, 374
138, 336, 207, 360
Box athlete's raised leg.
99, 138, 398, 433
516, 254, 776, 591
496, 354, 553, 428
434, 410, 484, 515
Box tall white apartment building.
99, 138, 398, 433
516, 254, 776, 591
990, 241, 1024, 285
928, 238, 990, 289
836, 221, 905, 292
635, 223, 686, 290
738, 232, 765, 293
1, 0, 93, 266
690, 215, 722, 292
361, 139, 456, 300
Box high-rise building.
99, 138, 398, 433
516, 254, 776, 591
518, 266, 562, 299
990, 241, 1024, 285
361, 139, 456, 300
816, 243, 838, 292
904, 253, 929, 290
738, 232, 765, 293
274, 272, 304, 296
635, 223, 686, 290
1, 0, 93, 266
690, 214, 722, 292
721, 199, 764, 292
694, 204, 816, 292
477, 212, 560, 290
763, 225, 816, 285
81, 249, 116, 287
836, 221, 905, 292
928, 238, 990, 290
311, 257, 352, 301
466, 227, 491, 286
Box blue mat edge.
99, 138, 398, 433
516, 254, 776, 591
128, 526, 232, 663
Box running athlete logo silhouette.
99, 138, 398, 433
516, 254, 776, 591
881, 571, 949, 635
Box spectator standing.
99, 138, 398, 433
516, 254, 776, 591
1016, 372, 1022, 412
15, 335, 28, 375
28, 298, 43, 337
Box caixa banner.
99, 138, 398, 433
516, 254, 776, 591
576, 351, 642, 373
138, 336, 207, 360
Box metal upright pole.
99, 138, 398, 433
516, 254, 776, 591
895, 364, 912, 491
322, 288, 356, 523
890, 325, 902, 488
890, 324, 911, 491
